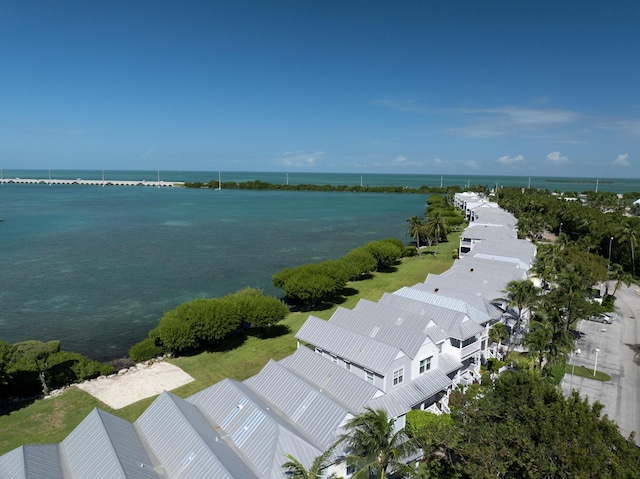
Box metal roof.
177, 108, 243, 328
295, 315, 401, 375
189, 378, 322, 479
466, 239, 536, 265
445, 256, 528, 282
368, 368, 452, 412
423, 274, 510, 302
135, 391, 260, 479
379, 293, 483, 340
394, 287, 490, 325
410, 283, 502, 319
328, 306, 427, 358
279, 346, 381, 414
0, 445, 63, 479
462, 224, 517, 241
352, 299, 448, 344
61, 408, 160, 479
244, 359, 350, 450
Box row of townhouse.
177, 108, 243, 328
0, 192, 534, 479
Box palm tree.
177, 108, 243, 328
499, 279, 540, 352
608, 263, 635, 296
425, 213, 449, 257
282, 446, 337, 479
406, 216, 427, 257
488, 323, 509, 359
616, 221, 638, 277
340, 407, 418, 479
525, 312, 574, 372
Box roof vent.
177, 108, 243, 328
434, 288, 439, 293
470, 268, 474, 273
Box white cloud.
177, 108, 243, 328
392, 155, 407, 164
602, 120, 640, 137
462, 160, 478, 168
546, 151, 569, 164
614, 153, 629, 167
390, 155, 428, 168
278, 151, 324, 167
433, 157, 443, 166
498, 154, 525, 165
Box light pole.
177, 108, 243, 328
593, 348, 600, 376
606, 236, 613, 295
569, 348, 581, 391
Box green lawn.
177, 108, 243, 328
565, 364, 611, 382
0, 234, 460, 455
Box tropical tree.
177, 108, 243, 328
524, 313, 573, 372
488, 323, 509, 359
616, 221, 638, 277
340, 407, 418, 479
406, 216, 428, 257
498, 279, 540, 351
425, 213, 449, 256
609, 262, 635, 296
282, 446, 337, 479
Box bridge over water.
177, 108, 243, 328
0, 177, 184, 187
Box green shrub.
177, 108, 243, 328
548, 362, 566, 384
405, 409, 453, 438
129, 337, 166, 362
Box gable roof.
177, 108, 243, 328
244, 359, 350, 450
189, 378, 322, 479
352, 299, 449, 344
0, 445, 63, 479
279, 346, 383, 414
378, 293, 482, 340
410, 283, 502, 319
295, 315, 402, 375
135, 391, 260, 479
328, 306, 429, 359
61, 408, 160, 479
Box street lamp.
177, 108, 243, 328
569, 348, 581, 391
593, 348, 600, 376
606, 236, 613, 295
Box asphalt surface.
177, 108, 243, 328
561, 285, 640, 445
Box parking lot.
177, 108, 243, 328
561, 285, 640, 445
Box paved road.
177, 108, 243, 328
561, 285, 640, 445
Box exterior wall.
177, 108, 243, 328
410, 342, 440, 379
383, 355, 412, 392
314, 348, 385, 389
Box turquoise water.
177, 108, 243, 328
1, 170, 639, 360
0, 182, 428, 360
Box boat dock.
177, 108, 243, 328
0, 177, 184, 187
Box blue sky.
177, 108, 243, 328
1, 1, 639, 177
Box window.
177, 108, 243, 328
365, 370, 374, 383
419, 356, 432, 374
393, 368, 404, 386
345, 361, 351, 371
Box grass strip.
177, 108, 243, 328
0, 234, 460, 454
565, 364, 611, 382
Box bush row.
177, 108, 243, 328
271, 238, 405, 308
129, 288, 289, 359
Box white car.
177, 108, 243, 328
587, 312, 616, 324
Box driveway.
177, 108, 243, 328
561, 285, 640, 446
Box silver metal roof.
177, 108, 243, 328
295, 315, 401, 375
466, 239, 536, 265
423, 273, 510, 302
379, 293, 483, 340
461, 224, 517, 241
61, 408, 160, 479
135, 391, 259, 479
368, 368, 452, 412
411, 283, 502, 319
328, 306, 427, 358
394, 287, 490, 326
279, 346, 381, 414
244, 359, 350, 450
352, 299, 448, 344
189, 378, 322, 479
444, 256, 528, 282
0, 445, 63, 479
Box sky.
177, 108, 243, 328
1, 1, 639, 177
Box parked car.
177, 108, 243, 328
587, 312, 616, 324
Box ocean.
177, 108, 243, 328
1, 170, 639, 361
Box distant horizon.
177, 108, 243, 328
0, 167, 633, 182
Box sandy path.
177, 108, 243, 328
75, 361, 194, 409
